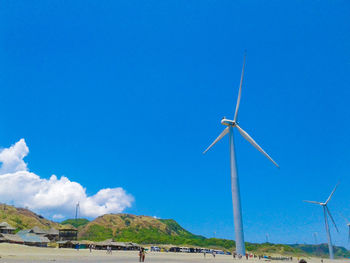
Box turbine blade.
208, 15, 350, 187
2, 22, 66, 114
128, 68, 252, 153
233, 53, 246, 122
235, 124, 279, 167
303, 200, 322, 205
326, 206, 339, 233
325, 183, 339, 204
203, 127, 229, 154
339, 213, 350, 224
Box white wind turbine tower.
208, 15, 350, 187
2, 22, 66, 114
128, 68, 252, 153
304, 184, 339, 259
203, 55, 279, 256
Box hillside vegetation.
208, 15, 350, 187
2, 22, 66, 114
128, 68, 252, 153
76, 214, 350, 258
291, 244, 350, 258
0, 204, 60, 231
1, 205, 349, 258
61, 218, 89, 228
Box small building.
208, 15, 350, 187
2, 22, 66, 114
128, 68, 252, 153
0, 222, 16, 234
113, 241, 128, 250
0, 233, 24, 244
128, 242, 141, 250
30, 226, 47, 235
94, 240, 141, 251
27, 226, 59, 242
17, 230, 50, 247
58, 226, 78, 241
46, 228, 59, 241
57, 240, 74, 248
95, 239, 117, 250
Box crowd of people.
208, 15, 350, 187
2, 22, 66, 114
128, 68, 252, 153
76, 244, 315, 263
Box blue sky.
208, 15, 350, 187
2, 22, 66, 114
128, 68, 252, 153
1, 0, 350, 247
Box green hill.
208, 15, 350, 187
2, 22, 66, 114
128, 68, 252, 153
78, 214, 196, 242
1, 205, 349, 258
77, 213, 350, 258
290, 244, 350, 258
0, 204, 60, 231
61, 218, 89, 228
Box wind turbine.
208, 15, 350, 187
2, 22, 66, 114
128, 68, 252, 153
303, 184, 339, 259
75, 202, 80, 222
203, 55, 279, 256
313, 232, 318, 244
340, 214, 350, 243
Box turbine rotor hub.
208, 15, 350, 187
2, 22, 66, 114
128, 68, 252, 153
221, 118, 236, 126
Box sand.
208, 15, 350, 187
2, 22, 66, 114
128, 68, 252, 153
0, 243, 348, 263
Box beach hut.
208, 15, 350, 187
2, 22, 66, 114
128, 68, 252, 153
30, 226, 47, 235
94, 240, 110, 250
17, 230, 50, 247
0, 233, 24, 244
71, 240, 91, 249
46, 228, 59, 241
94, 239, 115, 250
114, 242, 128, 250
111, 241, 140, 250
57, 240, 74, 248
95, 239, 130, 250
57, 240, 91, 249
0, 222, 16, 234
58, 226, 78, 241
128, 242, 141, 250
25, 226, 59, 242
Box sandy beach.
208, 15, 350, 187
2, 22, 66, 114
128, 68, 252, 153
0, 244, 347, 263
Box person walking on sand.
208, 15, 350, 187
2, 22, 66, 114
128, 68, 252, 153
204, 251, 206, 258
142, 248, 146, 262
139, 248, 142, 262
139, 247, 146, 262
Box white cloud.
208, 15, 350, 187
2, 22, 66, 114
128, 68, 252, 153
0, 139, 134, 219
52, 214, 65, 220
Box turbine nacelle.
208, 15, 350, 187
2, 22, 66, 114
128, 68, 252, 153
221, 118, 236, 126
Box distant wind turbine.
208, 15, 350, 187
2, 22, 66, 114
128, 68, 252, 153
313, 232, 318, 244
75, 202, 80, 222
203, 54, 279, 256
340, 214, 350, 243
303, 184, 339, 259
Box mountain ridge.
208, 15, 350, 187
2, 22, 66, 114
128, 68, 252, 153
1, 204, 349, 258
0, 204, 60, 230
